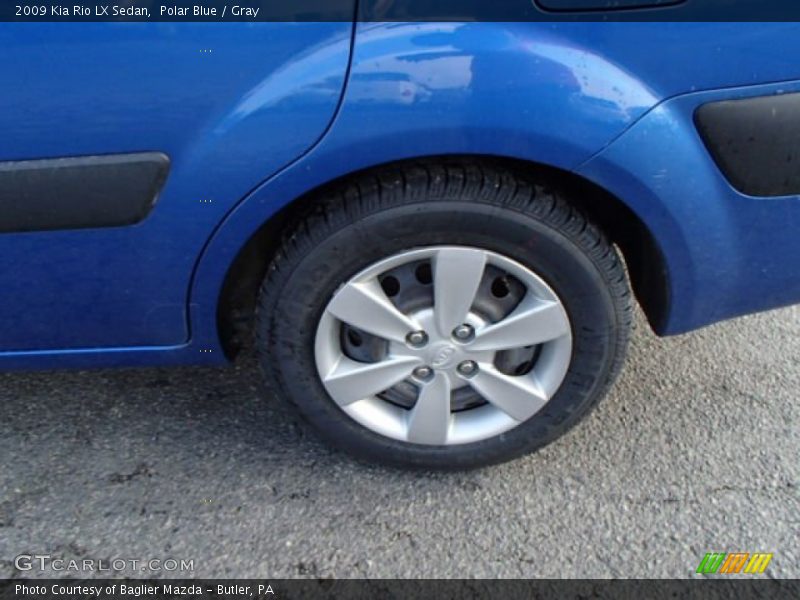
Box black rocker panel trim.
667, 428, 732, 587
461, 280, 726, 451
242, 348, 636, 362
0, 152, 169, 233
695, 93, 800, 198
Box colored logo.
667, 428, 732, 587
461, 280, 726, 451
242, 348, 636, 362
696, 552, 773, 574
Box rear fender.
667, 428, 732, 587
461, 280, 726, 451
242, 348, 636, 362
188, 22, 660, 349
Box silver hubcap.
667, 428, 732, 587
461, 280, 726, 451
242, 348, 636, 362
314, 246, 573, 446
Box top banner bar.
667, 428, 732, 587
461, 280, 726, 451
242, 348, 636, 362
4, 0, 800, 22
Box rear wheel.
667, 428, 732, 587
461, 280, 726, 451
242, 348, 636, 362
257, 161, 631, 469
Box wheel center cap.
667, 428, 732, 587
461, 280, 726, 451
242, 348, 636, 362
428, 342, 459, 370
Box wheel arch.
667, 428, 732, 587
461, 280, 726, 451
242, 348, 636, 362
212, 155, 670, 359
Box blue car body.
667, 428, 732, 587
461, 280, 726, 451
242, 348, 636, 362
1, 21, 799, 370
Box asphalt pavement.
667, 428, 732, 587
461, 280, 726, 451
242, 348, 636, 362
1, 305, 797, 578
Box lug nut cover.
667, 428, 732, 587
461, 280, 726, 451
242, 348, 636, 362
453, 324, 474, 341
457, 360, 478, 376
406, 331, 428, 347
413, 366, 433, 380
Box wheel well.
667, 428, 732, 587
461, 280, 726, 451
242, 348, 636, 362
217, 155, 670, 359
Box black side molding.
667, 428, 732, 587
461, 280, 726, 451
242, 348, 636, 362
0, 152, 169, 233
695, 93, 800, 197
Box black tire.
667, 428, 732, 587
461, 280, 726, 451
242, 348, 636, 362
256, 160, 632, 470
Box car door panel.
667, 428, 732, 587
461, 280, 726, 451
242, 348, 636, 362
0, 22, 354, 351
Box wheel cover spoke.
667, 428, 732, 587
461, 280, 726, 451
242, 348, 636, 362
407, 372, 452, 444
471, 298, 570, 352
468, 365, 548, 422
433, 247, 487, 337
327, 280, 419, 343
322, 355, 421, 406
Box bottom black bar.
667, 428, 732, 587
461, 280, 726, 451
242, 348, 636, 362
1, 580, 798, 600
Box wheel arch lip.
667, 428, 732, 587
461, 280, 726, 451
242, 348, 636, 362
189, 148, 673, 358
